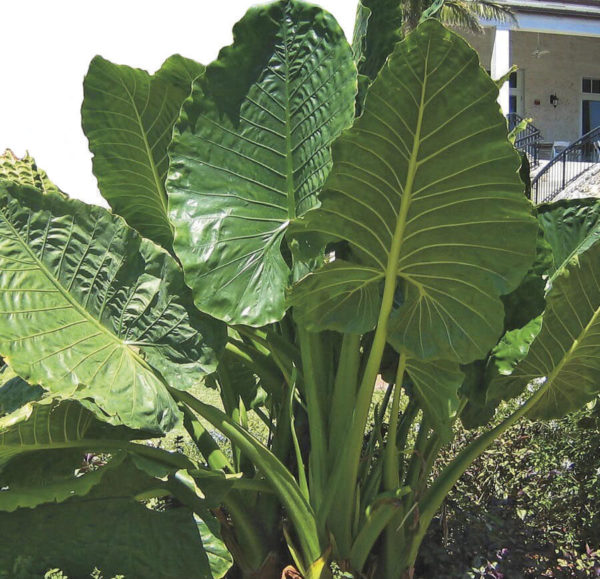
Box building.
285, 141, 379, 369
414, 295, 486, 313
462, 0, 600, 149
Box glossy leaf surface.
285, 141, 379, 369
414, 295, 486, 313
168, 0, 356, 326
82, 55, 204, 249
0, 182, 225, 433
291, 21, 537, 363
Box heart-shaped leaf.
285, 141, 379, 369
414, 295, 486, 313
290, 20, 538, 363
0, 182, 225, 433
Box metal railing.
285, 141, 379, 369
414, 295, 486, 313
532, 126, 600, 204
507, 113, 541, 167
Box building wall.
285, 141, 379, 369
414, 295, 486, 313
459, 28, 600, 144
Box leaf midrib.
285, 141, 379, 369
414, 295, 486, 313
531, 272, 600, 412
378, 40, 431, 330
0, 201, 155, 375
118, 78, 173, 237
282, 10, 296, 220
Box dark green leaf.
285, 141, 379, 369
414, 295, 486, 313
538, 197, 600, 277
406, 358, 463, 440
167, 0, 357, 326
0, 366, 43, 416
501, 226, 552, 331
0, 458, 232, 578
353, 0, 403, 81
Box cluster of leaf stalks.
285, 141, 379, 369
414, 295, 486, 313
1, 1, 600, 578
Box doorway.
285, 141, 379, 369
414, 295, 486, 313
582, 100, 600, 134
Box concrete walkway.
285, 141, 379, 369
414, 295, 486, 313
553, 163, 600, 200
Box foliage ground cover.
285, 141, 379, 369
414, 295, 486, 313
419, 399, 600, 578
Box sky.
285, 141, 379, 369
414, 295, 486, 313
0, 0, 358, 206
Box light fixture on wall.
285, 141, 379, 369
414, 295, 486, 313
550, 93, 559, 107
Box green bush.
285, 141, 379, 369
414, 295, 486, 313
418, 399, 600, 578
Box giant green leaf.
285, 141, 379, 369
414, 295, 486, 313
167, 0, 357, 326
82, 54, 204, 250
0, 457, 232, 579
492, 243, 600, 418
290, 20, 537, 363
0, 182, 225, 433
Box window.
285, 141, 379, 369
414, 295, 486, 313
582, 78, 600, 94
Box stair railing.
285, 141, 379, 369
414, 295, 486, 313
532, 125, 600, 204
507, 113, 541, 167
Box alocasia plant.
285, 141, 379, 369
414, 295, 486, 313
1, 1, 599, 578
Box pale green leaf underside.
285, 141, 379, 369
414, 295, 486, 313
291, 21, 537, 363
0, 183, 224, 433
0, 397, 93, 467
289, 260, 383, 332
495, 244, 600, 419
82, 54, 204, 250
167, 0, 357, 326
0, 381, 149, 512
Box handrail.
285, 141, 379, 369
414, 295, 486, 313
531, 125, 600, 204
507, 113, 541, 167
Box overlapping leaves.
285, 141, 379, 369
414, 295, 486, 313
0, 182, 224, 433
466, 198, 600, 424
0, 456, 232, 578
538, 197, 600, 278
290, 20, 537, 364
167, 0, 357, 326
490, 244, 600, 418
